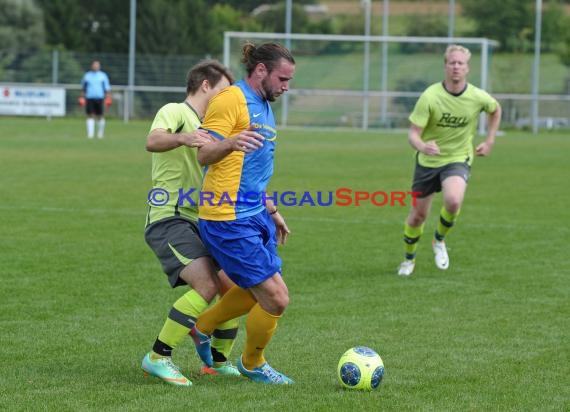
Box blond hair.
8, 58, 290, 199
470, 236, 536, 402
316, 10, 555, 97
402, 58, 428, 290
444, 44, 471, 63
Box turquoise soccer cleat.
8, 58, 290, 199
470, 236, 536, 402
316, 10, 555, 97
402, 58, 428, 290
189, 326, 213, 367
141, 352, 192, 387
236, 356, 294, 385
200, 361, 241, 377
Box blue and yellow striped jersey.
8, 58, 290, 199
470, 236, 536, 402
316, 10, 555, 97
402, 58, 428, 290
199, 80, 277, 221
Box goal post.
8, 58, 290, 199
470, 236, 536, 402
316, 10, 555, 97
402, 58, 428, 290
224, 31, 499, 132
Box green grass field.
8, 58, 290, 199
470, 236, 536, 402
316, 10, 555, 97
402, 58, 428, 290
1, 117, 568, 411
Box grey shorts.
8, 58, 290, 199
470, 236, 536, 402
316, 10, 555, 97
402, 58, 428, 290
144, 217, 212, 288
411, 157, 471, 198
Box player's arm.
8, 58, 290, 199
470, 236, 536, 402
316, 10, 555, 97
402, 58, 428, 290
104, 92, 113, 107
197, 128, 265, 165
78, 78, 87, 106
80, 76, 87, 95
104, 74, 112, 106
408, 123, 424, 150
408, 123, 440, 156
264, 198, 290, 245
197, 89, 264, 165
145, 128, 215, 153
408, 92, 439, 155
476, 103, 502, 156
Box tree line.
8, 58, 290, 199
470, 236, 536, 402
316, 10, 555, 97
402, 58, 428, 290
2, 0, 570, 66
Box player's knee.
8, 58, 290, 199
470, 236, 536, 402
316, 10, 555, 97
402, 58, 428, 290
273, 291, 289, 314
201, 282, 219, 302
187, 275, 218, 302
408, 211, 427, 226
445, 199, 461, 214
180, 258, 219, 302
262, 287, 289, 315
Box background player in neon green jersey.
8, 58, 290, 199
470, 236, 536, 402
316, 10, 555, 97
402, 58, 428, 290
141, 60, 264, 386
397, 44, 502, 277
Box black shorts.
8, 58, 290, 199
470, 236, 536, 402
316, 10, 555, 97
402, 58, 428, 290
86, 99, 104, 116
411, 157, 470, 198
144, 217, 212, 288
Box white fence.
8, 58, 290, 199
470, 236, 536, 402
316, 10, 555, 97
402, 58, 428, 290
3, 82, 568, 131
2, 41, 569, 130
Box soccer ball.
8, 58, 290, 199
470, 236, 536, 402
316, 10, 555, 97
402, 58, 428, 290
337, 346, 385, 390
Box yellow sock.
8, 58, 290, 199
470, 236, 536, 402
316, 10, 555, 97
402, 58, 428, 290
196, 286, 256, 334
156, 289, 208, 350
435, 207, 460, 241
242, 304, 280, 370
403, 222, 424, 261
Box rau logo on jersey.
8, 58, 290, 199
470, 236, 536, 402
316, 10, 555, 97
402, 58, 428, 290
437, 112, 468, 128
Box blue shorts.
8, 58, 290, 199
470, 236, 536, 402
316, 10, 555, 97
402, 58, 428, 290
198, 210, 282, 288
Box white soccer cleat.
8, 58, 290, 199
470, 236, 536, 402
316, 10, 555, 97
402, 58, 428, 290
432, 240, 449, 270
397, 260, 415, 276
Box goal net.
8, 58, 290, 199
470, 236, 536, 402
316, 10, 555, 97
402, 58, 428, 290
224, 31, 498, 131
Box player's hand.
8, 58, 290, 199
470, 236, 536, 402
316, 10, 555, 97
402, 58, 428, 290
229, 127, 265, 153
421, 140, 440, 156
179, 129, 216, 148
78, 96, 86, 107
270, 211, 290, 245
475, 141, 493, 156
104, 95, 113, 107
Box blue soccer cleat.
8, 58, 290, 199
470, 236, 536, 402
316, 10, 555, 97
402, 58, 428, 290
189, 325, 213, 367
237, 356, 294, 385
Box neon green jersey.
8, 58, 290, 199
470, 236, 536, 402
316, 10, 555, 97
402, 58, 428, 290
146, 102, 203, 226
409, 82, 498, 168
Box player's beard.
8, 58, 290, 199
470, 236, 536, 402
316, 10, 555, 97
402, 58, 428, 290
261, 77, 276, 102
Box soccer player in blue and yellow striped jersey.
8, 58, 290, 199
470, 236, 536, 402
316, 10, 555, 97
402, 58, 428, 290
189, 42, 296, 385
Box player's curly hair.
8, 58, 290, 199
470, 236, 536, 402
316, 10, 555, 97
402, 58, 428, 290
186, 60, 235, 94
241, 42, 295, 76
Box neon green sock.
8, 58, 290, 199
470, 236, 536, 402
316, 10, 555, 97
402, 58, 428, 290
156, 289, 208, 350
212, 317, 240, 363
149, 352, 166, 361
403, 223, 424, 261
435, 207, 460, 241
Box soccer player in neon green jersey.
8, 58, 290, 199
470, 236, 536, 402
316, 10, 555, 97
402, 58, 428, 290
141, 60, 264, 386
397, 44, 502, 276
